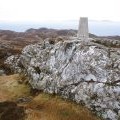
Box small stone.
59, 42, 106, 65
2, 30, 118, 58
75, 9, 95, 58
112, 41, 117, 45
0, 69, 5, 76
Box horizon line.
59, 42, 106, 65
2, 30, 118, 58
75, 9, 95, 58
0, 19, 120, 23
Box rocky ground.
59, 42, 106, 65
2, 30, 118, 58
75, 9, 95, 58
0, 74, 100, 120
0, 28, 96, 74
0, 28, 119, 74
0, 28, 69, 74
5, 37, 120, 120
0, 28, 120, 120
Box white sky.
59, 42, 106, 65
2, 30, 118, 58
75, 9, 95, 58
0, 0, 119, 22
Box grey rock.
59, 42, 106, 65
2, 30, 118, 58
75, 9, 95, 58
5, 38, 120, 120
0, 69, 5, 76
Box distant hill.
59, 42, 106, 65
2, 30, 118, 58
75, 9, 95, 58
0, 20, 120, 36
99, 35, 120, 40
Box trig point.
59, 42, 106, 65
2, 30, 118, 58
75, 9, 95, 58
77, 17, 89, 40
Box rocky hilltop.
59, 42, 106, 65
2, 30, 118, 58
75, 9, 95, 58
5, 37, 120, 120
0, 28, 77, 74
0, 28, 98, 74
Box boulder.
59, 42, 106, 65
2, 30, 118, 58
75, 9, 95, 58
5, 38, 120, 120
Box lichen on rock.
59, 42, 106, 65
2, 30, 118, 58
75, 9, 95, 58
5, 38, 120, 120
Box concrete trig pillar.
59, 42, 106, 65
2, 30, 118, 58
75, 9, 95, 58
77, 17, 89, 40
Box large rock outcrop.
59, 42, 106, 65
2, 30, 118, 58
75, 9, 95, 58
5, 38, 120, 120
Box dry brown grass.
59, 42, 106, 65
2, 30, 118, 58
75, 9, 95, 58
25, 94, 100, 120
0, 74, 30, 101
0, 74, 100, 120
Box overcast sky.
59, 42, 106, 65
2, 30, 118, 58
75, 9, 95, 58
0, 0, 119, 22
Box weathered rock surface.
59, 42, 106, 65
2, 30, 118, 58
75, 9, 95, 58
5, 38, 120, 120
